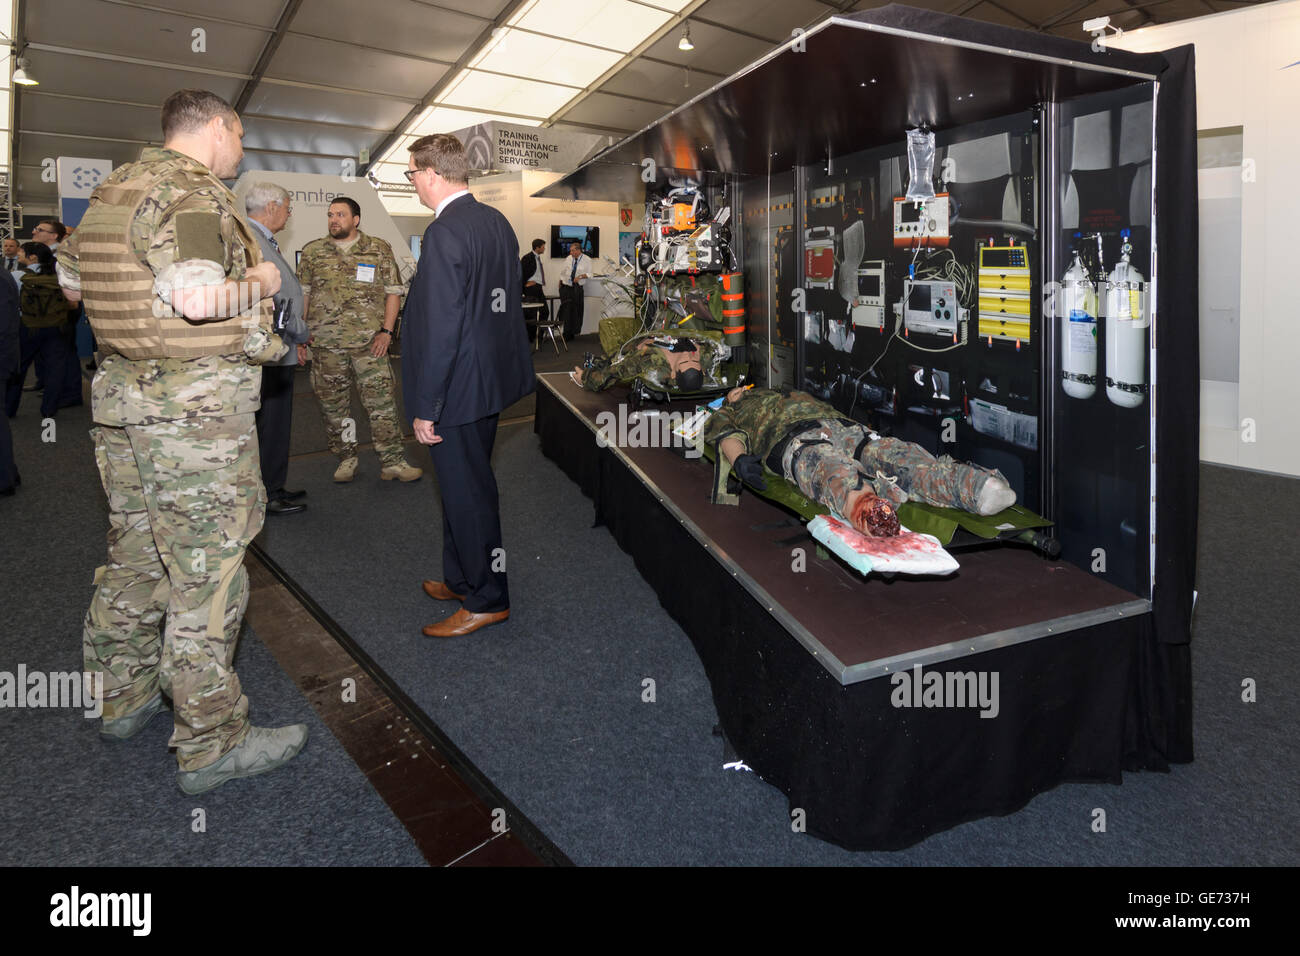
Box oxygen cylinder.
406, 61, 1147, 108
1059, 252, 1098, 400
1104, 236, 1147, 408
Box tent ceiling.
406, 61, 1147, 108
8, 0, 1257, 212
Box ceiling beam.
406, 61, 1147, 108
18, 127, 354, 161
359, 0, 533, 176
980, 0, 1038, 29
1117, 0, 1160, 27
407, 0, 493, 22
12, 0, 29, 180
26, 42, 254, 80
234, 0, 304, 113
638, 53, 727, 79
1039, 0, 1183, 30
1037, 0, 1099, 29
23, 88, 397, 134
687, 15, 784, 47
91, 0, 276, 33
26, 43, 423, 104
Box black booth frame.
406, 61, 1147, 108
534, 5, 1197, 848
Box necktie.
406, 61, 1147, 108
571, 257, 578, 283
538, 255, 544, 285
269, 235, 280, 252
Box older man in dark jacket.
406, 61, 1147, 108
245, 182, 311, 515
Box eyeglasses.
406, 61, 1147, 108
403, 169, 420, 183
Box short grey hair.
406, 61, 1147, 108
245, 182, 290, 216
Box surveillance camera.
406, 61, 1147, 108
1083, 16, 1111, 33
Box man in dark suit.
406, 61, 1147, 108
520, 238, 546, 303
519, 238, 546, 344
402, 133, 536, 638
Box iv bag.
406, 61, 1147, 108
905, 129, 937, 202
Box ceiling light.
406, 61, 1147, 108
12, 57, 37, 86
678, 22, 694, 52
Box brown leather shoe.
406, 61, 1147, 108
422, 580, 465, 602
422, 607, 509, 638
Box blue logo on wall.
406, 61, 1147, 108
71, 165, 104, 190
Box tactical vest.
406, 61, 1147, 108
75, 156, 268, 359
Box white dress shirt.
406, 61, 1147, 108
435, 188, 471, 218
559, 253, 592, 287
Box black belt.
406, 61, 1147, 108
765, 418, 864, 472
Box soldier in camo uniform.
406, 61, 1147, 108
58, 89, 308, 795
703, 386, 1017, 536
298, 197, 421, 483
573, 332, 726, 393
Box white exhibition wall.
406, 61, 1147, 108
1115, 0, 1300, 477
394, 170, 619, 337
231, 172, 418, 283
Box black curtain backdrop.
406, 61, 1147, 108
1144, 44, 1198, 764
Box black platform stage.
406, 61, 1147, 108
536, 372, 1172, 849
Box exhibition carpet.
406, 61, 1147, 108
5, 359, 1297, 865
0, 384, 425, 867
255, 400, 1300, 864
284, 335, 584, 461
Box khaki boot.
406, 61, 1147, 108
177, 724, 309, 795
333, 457, 359, 482
100, 692, 168, 740
381, 462, 423, 482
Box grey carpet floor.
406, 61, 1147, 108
0, 384, 425, 867
5, 358, 1297, 866
257, 403, 1300, 865
286, 336, 587, 460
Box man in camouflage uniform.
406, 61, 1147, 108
58, 89, 308, 795
298, 197, 421, 482
573, 332, 726, 392
703, 386, 1016, 536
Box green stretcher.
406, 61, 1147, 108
698, 439, 1060, 556
627, 362, 751, 412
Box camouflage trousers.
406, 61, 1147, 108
582, 349, 670, 391
785, 420, 1004, 518
84, 415, 262, 770
310, 346, 405, 466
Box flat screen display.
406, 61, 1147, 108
907, 282, 931, 312
857, 272, 881, 298
551, 225, 599, 259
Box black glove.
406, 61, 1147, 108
734, 454, 766, 491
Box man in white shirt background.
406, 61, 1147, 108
557, 240, 591, 342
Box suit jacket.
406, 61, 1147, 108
520, 251, 543, 288
403, 194, 535, 426
251, 224, 310, 366
0, 270, 19, 379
